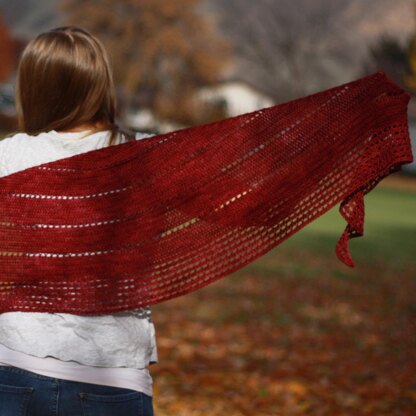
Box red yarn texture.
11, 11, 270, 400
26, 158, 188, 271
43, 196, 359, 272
0, 71, 413, 314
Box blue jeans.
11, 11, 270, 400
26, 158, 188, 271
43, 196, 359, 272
0, 365, 154, 416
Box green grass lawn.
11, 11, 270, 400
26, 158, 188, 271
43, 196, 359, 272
290, 185, 416, 266
240, 183, 416, 280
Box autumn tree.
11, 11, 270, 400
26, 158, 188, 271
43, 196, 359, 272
60, 0, 230, 125
0, 13, 15, 83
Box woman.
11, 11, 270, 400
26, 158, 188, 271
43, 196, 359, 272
0, 26, 156, 415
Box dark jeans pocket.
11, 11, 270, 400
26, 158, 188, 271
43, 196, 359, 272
0, 383, 34, 416
79, 390, 152, 416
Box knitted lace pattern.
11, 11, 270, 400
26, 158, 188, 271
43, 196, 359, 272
0, 71, 413, 314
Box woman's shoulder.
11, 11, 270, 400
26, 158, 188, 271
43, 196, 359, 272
0, 132, 34, 152
0, 133, 30, 176
0, 130, 55, 145
1, 131, 32, 143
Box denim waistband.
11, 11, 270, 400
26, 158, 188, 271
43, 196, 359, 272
0, 364, 59, 382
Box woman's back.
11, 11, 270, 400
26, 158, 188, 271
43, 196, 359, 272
0, 129, 158, 394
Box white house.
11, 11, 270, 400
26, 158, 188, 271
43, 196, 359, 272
199, 80, 275, 117
124, 108, 183, 134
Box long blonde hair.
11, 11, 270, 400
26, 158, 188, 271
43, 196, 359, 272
16, 26, 133, 145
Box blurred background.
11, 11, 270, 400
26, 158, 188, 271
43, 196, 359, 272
0, 1, 415, 415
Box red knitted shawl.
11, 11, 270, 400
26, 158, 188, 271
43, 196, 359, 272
0, 71, 413, 314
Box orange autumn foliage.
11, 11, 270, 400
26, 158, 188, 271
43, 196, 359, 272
0, 14, 15, 82
60, 0, 231, 125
